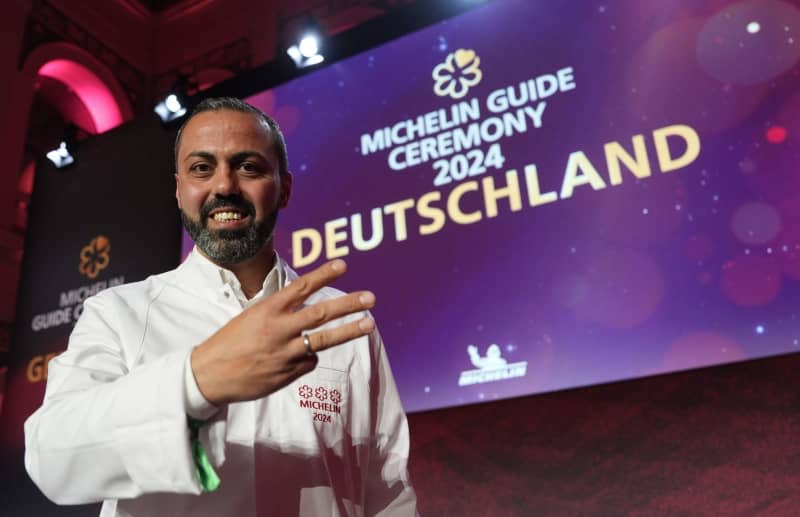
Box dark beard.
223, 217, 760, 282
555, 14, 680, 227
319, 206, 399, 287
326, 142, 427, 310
180, 194, 279, 264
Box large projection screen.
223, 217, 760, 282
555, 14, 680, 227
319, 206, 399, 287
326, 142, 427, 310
184, 0, 800, 413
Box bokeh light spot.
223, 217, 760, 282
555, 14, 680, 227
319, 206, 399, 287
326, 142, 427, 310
553, 247, 664, 329
698, 0, 800, 85
721, 254, 781, 306
766, 125, 788, 143
730, 201, 781, 245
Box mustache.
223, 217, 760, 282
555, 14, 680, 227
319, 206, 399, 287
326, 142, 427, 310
199, 194, 256, 221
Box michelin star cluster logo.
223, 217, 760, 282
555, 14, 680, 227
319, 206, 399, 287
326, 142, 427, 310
79, 235, 111, 279
298, 383, 343, 424
432, 48, 482, 99
458, 344, 528, 386
30, 235, 124, 333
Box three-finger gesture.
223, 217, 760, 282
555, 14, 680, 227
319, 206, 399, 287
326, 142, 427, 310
190, 259, 375, 405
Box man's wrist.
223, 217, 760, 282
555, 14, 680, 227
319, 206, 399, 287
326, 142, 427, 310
183, 350, 219, 421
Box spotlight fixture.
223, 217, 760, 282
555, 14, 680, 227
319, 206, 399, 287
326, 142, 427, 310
286, 18, 326, 68
154, 76, 192, 123
154, 92, 187, 123
46, 141, 74, 169
46, 125, 78, 169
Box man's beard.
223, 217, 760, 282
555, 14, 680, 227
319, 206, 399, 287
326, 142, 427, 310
181, 194, 279, 264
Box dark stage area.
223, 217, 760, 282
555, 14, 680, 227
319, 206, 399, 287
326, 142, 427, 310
409, 353, 800, 515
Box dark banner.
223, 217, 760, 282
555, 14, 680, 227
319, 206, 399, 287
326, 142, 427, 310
0, 115, 180, 515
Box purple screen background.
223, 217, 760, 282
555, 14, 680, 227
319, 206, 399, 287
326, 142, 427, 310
182, 0, 800, 412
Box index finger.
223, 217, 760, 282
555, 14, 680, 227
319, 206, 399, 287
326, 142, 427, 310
272, 259, 348, 310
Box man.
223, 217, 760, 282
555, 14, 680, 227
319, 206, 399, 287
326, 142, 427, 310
24, 97, 417, 516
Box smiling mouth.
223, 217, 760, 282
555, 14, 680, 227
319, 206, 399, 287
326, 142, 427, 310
210, 211, 246, 222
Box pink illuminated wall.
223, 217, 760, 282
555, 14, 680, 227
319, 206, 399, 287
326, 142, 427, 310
38, 59, 125, 134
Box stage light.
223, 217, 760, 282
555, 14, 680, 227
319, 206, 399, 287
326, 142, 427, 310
46, 141, 75, 169
299, 34, 319, 58
286, 19, 325, 68
165, 94, 182, 113
154, 91, 187, 123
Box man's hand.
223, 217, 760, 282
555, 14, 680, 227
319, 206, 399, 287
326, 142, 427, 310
190, 259, 375, 405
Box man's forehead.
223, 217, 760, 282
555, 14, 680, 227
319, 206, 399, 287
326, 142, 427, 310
185, 110, 270, 137
179, 110, 274, 157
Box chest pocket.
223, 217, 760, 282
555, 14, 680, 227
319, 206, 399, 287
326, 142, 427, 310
281, 365, 351, 447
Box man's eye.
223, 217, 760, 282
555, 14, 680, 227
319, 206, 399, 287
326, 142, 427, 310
191, 163, 212, 173
240, 162, 260, 173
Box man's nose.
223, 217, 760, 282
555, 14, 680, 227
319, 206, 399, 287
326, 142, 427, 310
212, 166, 240, 196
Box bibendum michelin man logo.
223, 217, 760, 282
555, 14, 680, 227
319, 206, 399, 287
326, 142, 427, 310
432, 48, 482, 100
78, 235, 111, 279
458, 343, 527, 386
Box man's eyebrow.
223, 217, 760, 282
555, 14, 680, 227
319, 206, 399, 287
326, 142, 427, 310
230, 150, 269, 163
183, 150, 270, 163
184, 151, 216, 162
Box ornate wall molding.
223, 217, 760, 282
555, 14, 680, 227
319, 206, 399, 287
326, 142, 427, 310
151, 37, 251, 101
19, 0, 146, 109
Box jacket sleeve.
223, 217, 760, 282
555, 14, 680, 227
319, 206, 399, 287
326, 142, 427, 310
24, 292, 205, 504
364, 328, 418, 517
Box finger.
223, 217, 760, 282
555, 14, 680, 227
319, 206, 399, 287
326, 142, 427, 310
271, 259, 347, 310
287, 291, 376, 336
293, 316, 375, 357
270, 354, 319, 396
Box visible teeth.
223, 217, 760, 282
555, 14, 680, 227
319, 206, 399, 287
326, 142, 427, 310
213, 211, 243, 221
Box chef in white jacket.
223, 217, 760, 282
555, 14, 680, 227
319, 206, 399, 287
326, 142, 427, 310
24, 97, 417, 516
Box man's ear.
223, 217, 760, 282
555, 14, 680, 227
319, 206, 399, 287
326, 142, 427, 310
174, 172, 182, 209
279, 171, 293, 209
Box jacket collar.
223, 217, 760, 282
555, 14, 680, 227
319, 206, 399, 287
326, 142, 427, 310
174, 247, 296, 302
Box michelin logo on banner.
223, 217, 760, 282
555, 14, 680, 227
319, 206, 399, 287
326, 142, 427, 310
432, 49, 482, 100
359, 47, 576, 178
78, 235, 111, 279
291, 46, 701, 271
458, 344, 528, 386
30, 235, 124, 332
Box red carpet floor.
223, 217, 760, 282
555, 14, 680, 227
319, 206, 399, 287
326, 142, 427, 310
407, 353, 800, 516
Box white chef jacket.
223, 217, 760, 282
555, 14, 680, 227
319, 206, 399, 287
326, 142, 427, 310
24, 249, 417, 516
